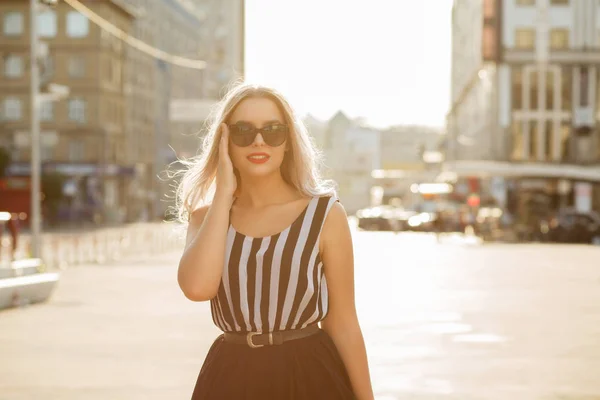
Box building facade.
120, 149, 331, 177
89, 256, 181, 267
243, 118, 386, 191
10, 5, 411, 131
0, 0, 135, 222
305, 112, 444, 212
315, 111, 381, 214
121, 0, 244, 220
198, 0, 245, 99
303, 113, 328, 150
447, 0, 600, 215
0, 0, 245, 223
380, 125, 442, 170
376, 125, 443, 205
120, 0, 207, 220
447, 0, 500, 162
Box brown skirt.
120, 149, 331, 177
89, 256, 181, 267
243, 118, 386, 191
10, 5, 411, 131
191, 327, 356, 400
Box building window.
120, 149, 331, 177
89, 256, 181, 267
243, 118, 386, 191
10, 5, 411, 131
544, 121, 552, 161
529, 69, 539, 110
68, 56, 86, 78
562, 67, 572, 111
4, 54, 23, 78
3, 11, 24, 36
511, 120, 524, 160
68, 140, 85, 162
41, 145, 53, 162
515, 29, 535, 49
37, 10, 57, 38
550, 29, 569, 49
68, 98, 86, 123
529, 121, 538, 160
580, 67, 589, 107
516, 0, 535, 4
560, 121, 571, 161
66, 12, 89, 38
546, 70, 555, 110
2, 97, 22, 120
40, 101, 54, 121
512, 67, 523, 110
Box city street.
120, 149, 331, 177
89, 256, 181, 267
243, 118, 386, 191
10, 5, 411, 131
1, 230, 600, 400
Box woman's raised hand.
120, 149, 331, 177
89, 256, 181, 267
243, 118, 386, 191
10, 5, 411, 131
215, 123, 237, 200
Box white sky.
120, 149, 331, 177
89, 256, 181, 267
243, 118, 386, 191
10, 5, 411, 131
244, 0, 453, 128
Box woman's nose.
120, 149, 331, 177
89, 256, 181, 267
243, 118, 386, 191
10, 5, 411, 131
252, 132, 266, 146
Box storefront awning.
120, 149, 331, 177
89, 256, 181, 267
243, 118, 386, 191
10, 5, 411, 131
438, 161, 600, 182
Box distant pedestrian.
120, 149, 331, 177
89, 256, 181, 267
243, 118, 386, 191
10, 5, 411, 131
434, 212, 445, 242
0, 213, 19, 261
175, 83, 373, 399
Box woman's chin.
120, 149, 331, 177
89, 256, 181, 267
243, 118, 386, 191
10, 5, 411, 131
238, 164, 281, 179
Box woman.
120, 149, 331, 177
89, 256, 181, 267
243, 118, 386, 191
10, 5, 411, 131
176, 83, 373, 400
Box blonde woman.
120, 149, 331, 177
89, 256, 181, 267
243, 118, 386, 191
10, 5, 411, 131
176, 83, 373, 400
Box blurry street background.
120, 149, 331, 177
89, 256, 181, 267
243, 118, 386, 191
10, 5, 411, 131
2, 228, 600, 400
2, 0, 600, 399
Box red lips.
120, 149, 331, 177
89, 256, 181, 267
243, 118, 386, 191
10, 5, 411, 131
247, 152, 270, 164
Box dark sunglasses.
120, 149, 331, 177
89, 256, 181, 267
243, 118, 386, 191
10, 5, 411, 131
227, 122, 289, 147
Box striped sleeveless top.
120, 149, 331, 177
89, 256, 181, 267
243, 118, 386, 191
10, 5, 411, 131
210, 195, 338, 333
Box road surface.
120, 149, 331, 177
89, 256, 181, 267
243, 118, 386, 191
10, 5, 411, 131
1, 231, 600, 400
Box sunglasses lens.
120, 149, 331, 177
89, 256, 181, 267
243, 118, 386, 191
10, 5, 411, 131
228, 124, 288, 147
262, 125, 288, 146
230, 125, 256, 147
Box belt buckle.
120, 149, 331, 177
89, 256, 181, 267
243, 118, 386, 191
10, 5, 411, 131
246, 332, 273, 348
246, 332, 263, 348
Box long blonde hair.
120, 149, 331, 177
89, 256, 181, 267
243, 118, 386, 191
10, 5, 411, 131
173, 82, 336, 223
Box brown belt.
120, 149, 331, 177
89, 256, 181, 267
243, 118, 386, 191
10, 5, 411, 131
223, 324, 320, 348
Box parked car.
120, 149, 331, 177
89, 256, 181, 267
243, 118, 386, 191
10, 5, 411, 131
538, 209, 600, 244
406, 212, 436, 232
356, 206, 415, 231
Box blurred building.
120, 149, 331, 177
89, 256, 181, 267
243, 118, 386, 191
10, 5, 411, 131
380, 125, 442, 170
303, 113, 327, 150
121, 0, 244, 220
447, 0, 497, 162
306, 112, 444, 212
198, 0, 245, 99
0, 0, 136, 223
376, 125, 443, 205
447, 0, 600, 216
318, 111, 380, 214
0, 0, 244, 223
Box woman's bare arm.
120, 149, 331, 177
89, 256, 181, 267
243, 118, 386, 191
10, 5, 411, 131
177, 194, 233, 301
320, 202, 374, 400
177, 124, 237, 302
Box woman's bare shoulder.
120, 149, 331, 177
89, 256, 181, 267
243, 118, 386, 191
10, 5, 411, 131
319, 200, 351, 255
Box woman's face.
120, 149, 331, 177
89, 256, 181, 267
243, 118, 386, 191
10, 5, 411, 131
227, 97, 289, 180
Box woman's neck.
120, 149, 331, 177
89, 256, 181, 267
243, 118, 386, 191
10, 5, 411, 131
235, 171, 299, 208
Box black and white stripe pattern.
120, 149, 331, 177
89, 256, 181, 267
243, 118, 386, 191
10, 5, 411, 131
210, 195, 338, 333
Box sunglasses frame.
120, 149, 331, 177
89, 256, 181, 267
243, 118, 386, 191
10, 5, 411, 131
227, 122, 289, 147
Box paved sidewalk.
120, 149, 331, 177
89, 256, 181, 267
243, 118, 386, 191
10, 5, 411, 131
2, 232, 600, 399
0, 251, 218, 400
